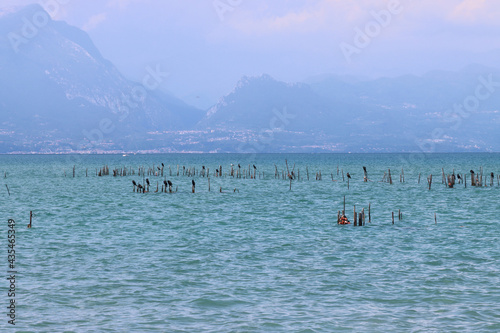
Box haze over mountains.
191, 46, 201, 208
1, 5, 499, 153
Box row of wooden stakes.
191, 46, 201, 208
90, 163, 263, 179
68, 164, 499, 192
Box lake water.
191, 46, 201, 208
1, 153, 499, 332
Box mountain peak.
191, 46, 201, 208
0, 6, 205, 153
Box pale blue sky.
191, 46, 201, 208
2, 0, 500, 108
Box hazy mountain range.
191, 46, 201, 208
1, 5, 499, 153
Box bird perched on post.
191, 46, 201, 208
192, 180, 196, 193
132, 180, 137, 192
164, 180, 173, 192
347, 173, 351, 179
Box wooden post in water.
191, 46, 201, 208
359, 212, 363, 226
470, 170, 475, 186
27, 211, 32, 228
368, 203, 371, 223
418, 173, 421, 184
435, 213, 437, 224
388, 169, 392, 184
392, 212, 394, 224
354, 205, 357, 226
428, 174, 432, 190
208, 177, 210, 192
5, 184, 10, 196
192, 180, 195, 193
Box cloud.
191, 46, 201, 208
221, 0, 500, 39
227, 0, 352, 35
107, 0, 148, 10
83, 12, 107, 31
449, 0, 500, 25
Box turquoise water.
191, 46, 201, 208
1, 153, 499, 332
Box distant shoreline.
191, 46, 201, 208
1, 151, 499, 156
